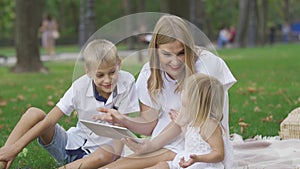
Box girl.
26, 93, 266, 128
98, 14, 236, 169
124, 73, 232, 169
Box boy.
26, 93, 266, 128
0, 39, 140, 169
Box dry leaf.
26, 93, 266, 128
0, 99, 7, 107
47, 100, 55, 106
254, 106, 261, 112
17, 95, 26, 101
0, 124, 4, 130
45, 85, 54, 90
246, 87, 257, 93
239, 121, 249, 134
261, 115, 273, 122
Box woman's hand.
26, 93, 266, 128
121, 138, 155, 155
93, 107, 125, 126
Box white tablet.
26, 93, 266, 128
80, 120, 142, 143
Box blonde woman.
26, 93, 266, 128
97, 14, 236, 169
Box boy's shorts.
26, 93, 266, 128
37, 124, 87, 165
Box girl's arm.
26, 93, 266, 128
179, 125, 224, 168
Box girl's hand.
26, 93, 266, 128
93, 107, 125, 126
121, 138, 154, 155
168, 109, 179, 121
179, 154, 198, 168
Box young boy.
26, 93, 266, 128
0, 39, 140, 169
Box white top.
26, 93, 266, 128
56, 70, 140, 153
136, 49, 236, 153
168, 126, 233, 169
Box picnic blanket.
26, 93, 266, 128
232, 134, 300, 169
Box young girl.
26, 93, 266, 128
0, 39, 139, 169
124, 73, 232, 169
98, 14, 236, 169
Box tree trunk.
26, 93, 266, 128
78, 0, 96, 47
235, 0, 250, 48
160, 0, 190, 21
259, 0, 268, 45
248, 0, 258, 47
12, 0, 47, 73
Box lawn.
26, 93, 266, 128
0, 43, 300, 168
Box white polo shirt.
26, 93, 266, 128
56, 70, 140, 153
136, 49, 236, 153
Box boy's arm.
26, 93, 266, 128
96, 103, 159, 136
0, 107, 64, 163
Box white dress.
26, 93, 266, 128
168, 126, 233, 169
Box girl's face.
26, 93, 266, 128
157, 40, 185, 80
93, 63, 119, 99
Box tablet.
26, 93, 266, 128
80, 120, 142, 143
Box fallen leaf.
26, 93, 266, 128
247, 87, 257, 93
47, 100, 55, 106
0, 124, 4, 130
261, 115, 273, 122
17, 95, 26, 101
254, 106, 261, 112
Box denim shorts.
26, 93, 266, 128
38, 124, 87, 165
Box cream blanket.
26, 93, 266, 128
232, 134, 300, 169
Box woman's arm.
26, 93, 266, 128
122, 121, 182, 155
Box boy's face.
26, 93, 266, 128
93, 62, 119, 98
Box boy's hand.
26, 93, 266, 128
121, 138, 154, 155
0, 145, 17, 169
93, 107, 125, 126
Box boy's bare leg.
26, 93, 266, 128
99, 149, 176, 169
0, 107, 53, 167
58, 145, 116, 169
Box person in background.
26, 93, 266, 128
282, 21, 291, 43
0, 39, 140, 169
96, 14, 236, 169
217, 25, 230, 48
39, 13, 58, 56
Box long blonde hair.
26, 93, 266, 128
183, 73, 224, 140
147, 15, 198, 101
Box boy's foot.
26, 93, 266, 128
0, 161, 6, 169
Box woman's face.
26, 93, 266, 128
157, 40, 185, 80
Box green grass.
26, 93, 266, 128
218, 43, 300, 138
0, 43, 300, 168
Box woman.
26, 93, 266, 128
97, 14, 236, 169
40, 13, 58, 55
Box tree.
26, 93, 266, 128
248, 0, 258, 46
12, 0, 47, 73
78, 0, 96, 47
235, 0, 250, 47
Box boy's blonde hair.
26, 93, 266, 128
183, 73, 224, 140
83, 39, 120, 77
147, 15, 198, 101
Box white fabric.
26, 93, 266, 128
232, 135, 300, 169
136, 49, 236, 153
167, 126, 232, 169
56, 71, 140, 153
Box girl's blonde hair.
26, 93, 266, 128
183, 73, 224, 140
83, 39, 120, 77
147, 15, 198, 101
